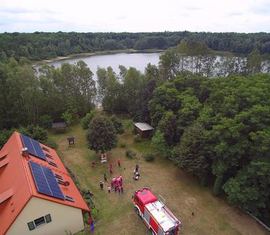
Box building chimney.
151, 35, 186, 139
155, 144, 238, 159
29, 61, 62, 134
21, 147, 29, 158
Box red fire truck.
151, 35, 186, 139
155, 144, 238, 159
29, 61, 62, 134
132, 188, 181, 235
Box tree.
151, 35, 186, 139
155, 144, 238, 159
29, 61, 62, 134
158, 111, 179, 146
159, 48, 180, 80
87, 115, 117, 153
173, 123, 211, 185
223, 161, 270, 219
151, 130, 169, 158
110, 115, 124, 134
19, 125, 48, 143
81, 110, 96, 129
98, 67, 128, 113
247, 48, 262, 74
61, 110, 73, 126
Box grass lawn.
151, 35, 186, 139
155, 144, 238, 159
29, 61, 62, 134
49, 121, 268, 235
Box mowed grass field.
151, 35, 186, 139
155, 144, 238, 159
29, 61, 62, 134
49, 121, 269, 235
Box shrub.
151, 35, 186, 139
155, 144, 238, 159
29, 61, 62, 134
19, 125, 48, 143
119, 142, 126, 148
125, 149, 136, 159
110, 115, 124, 134
81, 110, 96, 129
151, 130, 169, 158
0, 129, 14, 148
45, 139, 58, 149
143, 153, 155, 162
38, 115, 53, 129
61, 110, 73, 126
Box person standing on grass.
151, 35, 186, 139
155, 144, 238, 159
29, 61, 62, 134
135, 164, 139, 172
119, 175, 123, 186
118, 186, 121, 194
117, 159, 121, 167
120, 186, 124, 194
109, 163, 113, 175
99, 181, 104, 190
104, 173, 107, 182
111, 177, 116, 190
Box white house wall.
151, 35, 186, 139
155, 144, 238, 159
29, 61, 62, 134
6, 197, 85, 235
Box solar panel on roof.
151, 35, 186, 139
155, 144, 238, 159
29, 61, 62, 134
43, 167, 64, 199
29, 161, 52, 196
29, 161, 64, 200
21, 134, 46, 161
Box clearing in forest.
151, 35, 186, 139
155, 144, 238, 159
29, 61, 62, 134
49, 122, 268, 235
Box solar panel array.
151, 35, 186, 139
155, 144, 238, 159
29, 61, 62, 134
29, 161, 65, 200
21, 134, 46, 160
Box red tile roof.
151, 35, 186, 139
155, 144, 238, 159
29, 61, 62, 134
0, 132, 90, 235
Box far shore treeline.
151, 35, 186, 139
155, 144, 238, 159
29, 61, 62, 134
1, 31, 270, 61
0, 33, 270, 227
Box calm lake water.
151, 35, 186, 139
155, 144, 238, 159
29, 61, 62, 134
48, 52, 161, 76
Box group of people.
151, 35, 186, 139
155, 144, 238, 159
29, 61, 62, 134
99, 175, 124, 194
99, 161, 141, 194
111, 176, 124, 193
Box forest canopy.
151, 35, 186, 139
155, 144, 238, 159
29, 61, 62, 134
1, 31, 270, 61
0, 39, 270, 226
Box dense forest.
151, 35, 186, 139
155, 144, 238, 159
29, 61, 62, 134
0, 37, 270, 226
96, 61, 270, 226
1, 31, 270, 61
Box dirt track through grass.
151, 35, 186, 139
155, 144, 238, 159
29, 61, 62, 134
49, 123, 269, 235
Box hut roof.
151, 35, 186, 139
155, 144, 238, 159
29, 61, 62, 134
52, 122, 67, 129
134, 122, 154, 131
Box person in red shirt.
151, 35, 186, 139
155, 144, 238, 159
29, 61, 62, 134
109, 163, 113, 175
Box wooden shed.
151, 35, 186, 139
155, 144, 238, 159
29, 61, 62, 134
52, 122, 67, 132
134, 122, 154, 138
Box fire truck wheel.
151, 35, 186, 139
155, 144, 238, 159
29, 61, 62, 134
134, 207, 141, 218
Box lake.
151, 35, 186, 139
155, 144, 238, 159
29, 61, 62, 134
48, 52, 161, 76
45, 52, 270, 78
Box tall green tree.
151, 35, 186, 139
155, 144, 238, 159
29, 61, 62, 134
223, 161, 270, 220
247, 48, 262, 74
87, 115, 117, 153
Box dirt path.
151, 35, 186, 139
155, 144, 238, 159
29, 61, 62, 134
51, 125, 269, 235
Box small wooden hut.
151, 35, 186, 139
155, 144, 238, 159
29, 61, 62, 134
134, 122, 154, 138
52, 122, 67, 132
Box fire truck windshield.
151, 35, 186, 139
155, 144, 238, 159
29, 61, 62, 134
166, 228, 177, 235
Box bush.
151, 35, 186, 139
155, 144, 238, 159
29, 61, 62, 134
125, 149, 136, 159
45, 139, 58, 149
143, 153, 155, 162
0, 129, 14, 148
81, 110, 96, 129
110, 115, 124, 134
61, 110, 73, 126
134, 135, 142, 143
38, 115, 53, 129
19, 125, 48, 143
119, 142, 126, 148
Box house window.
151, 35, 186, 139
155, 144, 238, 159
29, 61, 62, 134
27, 214, 52, 231
27, 222, 35, 231
34, 216, 46, 227
45, 214, 52, 223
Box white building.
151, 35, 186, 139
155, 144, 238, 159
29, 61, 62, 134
0, 132, 90, 235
